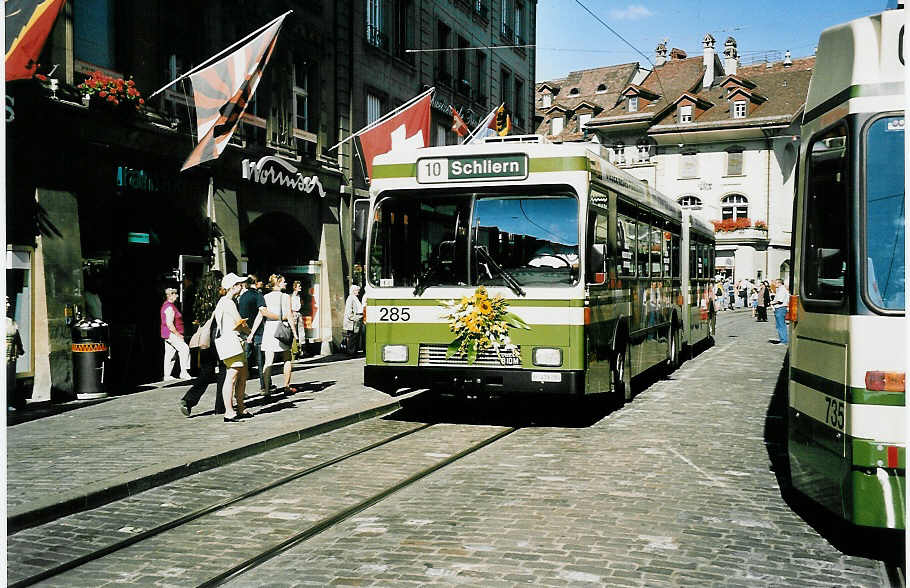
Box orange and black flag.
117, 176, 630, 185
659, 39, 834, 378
5, 0, 66, 81
450, 106, 469, 138
493, 104, 511, 136
181, 15, 286, 171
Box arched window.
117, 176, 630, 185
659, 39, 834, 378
678, 195, 702, 209
721, 194, 748, 220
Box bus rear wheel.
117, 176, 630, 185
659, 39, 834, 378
611, 342, 632, 406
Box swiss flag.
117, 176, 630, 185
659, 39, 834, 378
357, 94, 432, 179
450, 106, 469, 137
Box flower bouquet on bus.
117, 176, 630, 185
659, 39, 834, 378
441, 286, 529, 365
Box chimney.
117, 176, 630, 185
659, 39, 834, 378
669, 48, 687, 60
655, 40, 668, 66
702, 33, 716, 88
723, 37, 738, 76
783, 50, 792, 66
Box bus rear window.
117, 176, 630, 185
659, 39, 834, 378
864, 116, 905, 311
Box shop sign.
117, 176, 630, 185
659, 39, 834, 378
241, 156, 326, 197
116, 166, 160, 192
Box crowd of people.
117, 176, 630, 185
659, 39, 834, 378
713, 276, 790, 344
159, 271, 363, 423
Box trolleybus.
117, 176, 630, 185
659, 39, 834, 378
787, 6, 905, 529
363, 136, 716, 404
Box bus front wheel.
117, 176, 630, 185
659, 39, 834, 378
612, 342, 632, 406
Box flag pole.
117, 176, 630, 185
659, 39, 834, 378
149, 10, 292, 99
329, 86, 435, 152
462, 103, 503, 144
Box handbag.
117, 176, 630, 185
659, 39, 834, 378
188, 312, 215, 349
274, 294, 294, 346
213, 307, 244, 360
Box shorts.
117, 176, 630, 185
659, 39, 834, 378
222, 352, 246, 369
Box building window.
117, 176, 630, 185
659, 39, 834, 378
366, 0, 387, 50
436, 123, 448, 146
500, 68, 511, 107
726, 148, 744, 176
637, 142, 650, 162
293, 63, 309, 132
678, 104, 693, 123
578, 113, 591, 131
613, 143, 625, 164
596, 84, 607, 94
551, 116, 564, 135
513, 78, 524, 127
75, 0, 115, 69
501, 0, 513, 40
569, 87, 579, 95
475, 51, 487, 103
514, 1, 524, 43
541, 93, 551, 108
628, 96, 638, 112
733, 100, 747, 118
457, 36, 469, 95
436, 21, 451, 85
679, 150, 698, 178
678, 195, 702, 208
721, 194, 749, 220
367, 93, 382, 124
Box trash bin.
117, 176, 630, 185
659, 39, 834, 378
71, 318, 110, 399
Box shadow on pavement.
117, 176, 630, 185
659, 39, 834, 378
764, 352, 905, 565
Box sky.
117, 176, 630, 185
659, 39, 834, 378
535, 0, 893, 82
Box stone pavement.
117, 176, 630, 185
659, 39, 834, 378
6, 353, 413, 532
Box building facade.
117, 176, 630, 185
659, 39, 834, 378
536, 35, 813, 284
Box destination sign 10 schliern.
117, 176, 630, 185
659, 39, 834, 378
417, 154, 529, 183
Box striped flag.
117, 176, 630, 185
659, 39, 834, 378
181, 15, 286, 171
5, 0, 66, 81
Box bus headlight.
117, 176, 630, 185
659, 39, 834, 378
533, 347, 562, 367
382, 345, 408, 363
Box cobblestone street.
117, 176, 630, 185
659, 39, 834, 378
6, 312, 897, 586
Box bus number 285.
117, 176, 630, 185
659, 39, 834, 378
378, 307, 411, 322
825, 396, 845, 430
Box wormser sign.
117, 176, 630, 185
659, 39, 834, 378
241, 156, 326, 197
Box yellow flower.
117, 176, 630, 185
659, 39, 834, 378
478, 300, 492, 315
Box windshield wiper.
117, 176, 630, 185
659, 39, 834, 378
413, 266, 441, 296
474, 245, 525, 297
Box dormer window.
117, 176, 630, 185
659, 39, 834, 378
628, 96, 638, 112
733, 100, 747, 118
596, 84, 607, 94
551, 116, 564, 135
541, 93, 552, 108
578, 113, 591, 131
569, 87, 579, 95
679, 104, 693, 123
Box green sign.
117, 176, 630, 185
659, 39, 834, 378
417, 154, 528, 183
127, 232, 150, 244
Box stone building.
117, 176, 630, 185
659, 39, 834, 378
535, 35, 813, 283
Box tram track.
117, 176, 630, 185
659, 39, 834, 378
10, 421, 517, 587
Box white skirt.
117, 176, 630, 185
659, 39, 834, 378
261, 319, 290, 353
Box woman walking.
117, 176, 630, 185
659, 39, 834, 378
213, 273, 251, 422
180, 270, 226, 417
290, 280, 305, 358
260, 274, 299, 394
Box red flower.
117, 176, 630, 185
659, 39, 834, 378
98, 90, 108, 98
138, 98, 145, 105
107, 95, 115, 102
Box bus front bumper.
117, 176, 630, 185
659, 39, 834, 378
364, 365, 584, 396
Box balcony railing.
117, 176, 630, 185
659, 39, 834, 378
366, 25, 389, 51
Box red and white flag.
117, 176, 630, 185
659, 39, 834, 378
450, 106, 469, 138
181, 14, 286, 171
357, 92, 432, 179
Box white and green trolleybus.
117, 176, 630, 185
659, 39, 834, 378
787, 6, 905, 529
363, 136, 716, 404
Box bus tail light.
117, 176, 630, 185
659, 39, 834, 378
786, 295, 798, 322
865, 371, 905, 392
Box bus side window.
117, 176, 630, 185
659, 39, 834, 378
587, 210, 608, 284
617, 213, 636, 277
804, 125, 848, 301
670, 233, 680, 279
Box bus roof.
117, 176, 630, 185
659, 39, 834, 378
804, 8, 905, 124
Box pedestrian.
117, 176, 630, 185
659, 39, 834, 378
756, 281, 770, 322
739, 279, 749, 309
180, 270, 226, 417
160, 287, 191, 380
749, 283, 759, 318
726, 280, 736, 310
343, 284, 363, 354
258, 274, 299, 394
771, 279, 791, 344
290, 280, 305, 358
238, 274, 273, 395
6, 296, 25, 411
213, 273, 251, 422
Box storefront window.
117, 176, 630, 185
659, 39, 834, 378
6, 247, 34, 377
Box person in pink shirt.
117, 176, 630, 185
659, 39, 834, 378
160, 287, 191, 380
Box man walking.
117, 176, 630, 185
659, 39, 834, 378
238, 275, 276, 395
771, 279, 790, 344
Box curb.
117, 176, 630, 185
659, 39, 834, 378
7, 398, 404, 535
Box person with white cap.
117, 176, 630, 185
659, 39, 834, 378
213, 273, 252, 422
160, 287, 191, 380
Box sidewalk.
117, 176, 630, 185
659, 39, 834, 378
6, 354, 416, 533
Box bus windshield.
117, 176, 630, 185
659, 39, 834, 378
864, 116, 905, 311
368, 192, 579, 290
